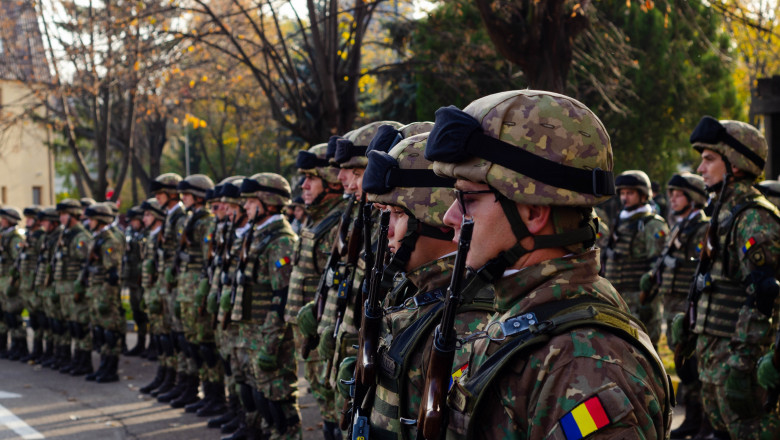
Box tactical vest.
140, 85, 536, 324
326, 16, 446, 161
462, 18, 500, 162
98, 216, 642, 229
217, 226, 246, 325
34, 229, 61, 289
286, 201, 344, 322
179, 209, 211, 272
122, 229, 144, 287
157, 206, 186, 278
659, 216, 707, 299
54, 225, 88, 282
233, 220, 295, 323
19, 229, 44, 291
605, 213, 664, 292
0, 227, 22, 278
141, 229, 159, 290
86, 230, 114, 285
446, 298, 673, 439
694, 197, 780, 337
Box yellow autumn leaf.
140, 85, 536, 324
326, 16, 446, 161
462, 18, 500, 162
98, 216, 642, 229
202, 75, 208, 82
189, 80, 195, 88
134, 61, 140, 71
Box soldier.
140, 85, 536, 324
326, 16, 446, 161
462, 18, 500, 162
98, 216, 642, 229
423, 90, 671, 438
641, 172, 711, 439
289, 196, 307, 236
285, 142, 348, 440
228, 173, 300, 439
355, 131, 493, 440
18, 206, 44, 362
605, 170, 669, 347
171, 174, 216, 410
673, 117, 780, 438
81, 203, 125, 383
756, 180, 780, 208
53, 199, 93, 375
139, 198, 170, 394
36, 208, 62, 367
148, 173, 189, 402
124, 206, 148, 356
0, 207, 24, 360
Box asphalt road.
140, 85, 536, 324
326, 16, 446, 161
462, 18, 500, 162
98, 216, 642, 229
0, 332, 321, 440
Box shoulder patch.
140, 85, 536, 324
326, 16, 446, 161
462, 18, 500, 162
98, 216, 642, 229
742, 237, 757, 254
654, 230, 666, 239
559, 396, 611, 440
274, 257, 291, 269
204, 233, 212, 244
695, 242, 703, 254
449, 363, 468, 391
77, 240, 85, 250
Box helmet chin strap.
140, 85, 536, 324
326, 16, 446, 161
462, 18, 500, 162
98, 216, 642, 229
386, 214, 456, 274
470, 193, 597, 285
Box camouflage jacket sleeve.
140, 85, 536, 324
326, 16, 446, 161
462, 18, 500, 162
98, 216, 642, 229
100, 232, 123, 271
469, 329, 668, 440
727, 207, 780, 368
639, 216, 669, 260
257, 234, 297, 353
197, 215, 215, 264
71, 230, 93, 261
7, 232, 23, 262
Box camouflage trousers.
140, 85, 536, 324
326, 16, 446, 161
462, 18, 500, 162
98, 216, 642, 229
126, 285, 147, 333
87, 284, 125, 356
41, 286, 66, 347
291, 322, 338, 424
145, 284, 174, 368
697, 334, 780, 439
0, 275, 24, 340
219, 323, 240, 397
20, 288, 43, 342
58, 281, 91, 351
623, 289, 662, 346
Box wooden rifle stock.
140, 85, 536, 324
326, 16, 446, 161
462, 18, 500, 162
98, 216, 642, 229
224, 212, 259, 330
417, 218, 474, 440
334, 195, 367, 336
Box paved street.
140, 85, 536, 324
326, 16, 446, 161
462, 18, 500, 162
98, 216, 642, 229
0, 332, 321, 440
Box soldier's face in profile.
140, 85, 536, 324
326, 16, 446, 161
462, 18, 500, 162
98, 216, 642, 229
88, 219, 99, 231
338, 168, 354, 194
143, 212, 155, 228
181, 193, 196, 209
155, 192, 168, 207
619, 189, 642, 209
387, 206, 408, 256
59, 213, 70, 226
697, 149, 727, 187
668, 189, 690, 215
347, 168, 365, 199
302, 174, 324, 205
26, 217, 36, 228
130, 219, 143, 231
244, 198, 264, 220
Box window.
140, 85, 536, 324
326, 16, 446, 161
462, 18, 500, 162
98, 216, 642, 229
32, 186, 42, 205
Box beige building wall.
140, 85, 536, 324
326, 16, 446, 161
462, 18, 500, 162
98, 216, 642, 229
0, 79, 55, 209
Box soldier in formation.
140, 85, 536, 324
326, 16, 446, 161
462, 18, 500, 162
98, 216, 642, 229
124, 206, 148, 357
18, 206, 44, 362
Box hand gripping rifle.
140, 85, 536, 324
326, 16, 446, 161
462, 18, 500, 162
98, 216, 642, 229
213, 219, 237, 329
347, 210, 390, 440
417, 217, 474, 440
334, 194, 367, 338
224, 211, 259, 330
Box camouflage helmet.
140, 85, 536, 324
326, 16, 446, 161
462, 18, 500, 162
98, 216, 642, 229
221, 178, 245, 206
691, 117, 767, 177
290, 195, 305, 208
80, 197, 96, 209
426, 90, 615, 207
365, 121, 435, 156
178, 174, 215, 199
23, 205, 42, 218
105, 201, 119, 215
0, 207, 21, 223
150, 172, 183, 195
56, 198, 83, 216
366, 133, 456, 229
667, 172, 707, 207
37, 207, 59, 222
335, 121, 403, 168
140, 198, 165, 221
241, 173, 292, 207
84, 202, 114, 224
757, 180, 780, 208
615, 170, 652, 198
296, 143, 340, 184
127, 205, 144, 220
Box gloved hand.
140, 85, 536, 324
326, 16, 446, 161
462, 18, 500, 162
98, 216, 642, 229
73, 279, 86, 302
337, 356, 356, 398
297, 301, 317, 338
219, 291, 232, 311
671, 313, 685, 347
256, 347, 278, 372
164, 267, 176, 285
757, 351, 780, 390
639, 271, 653, 293
725, 368, 760, 417
207, 291, 218, 315
317, 325, 336, 359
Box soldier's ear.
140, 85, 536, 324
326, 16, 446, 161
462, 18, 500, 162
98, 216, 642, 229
517, 204, 552, 235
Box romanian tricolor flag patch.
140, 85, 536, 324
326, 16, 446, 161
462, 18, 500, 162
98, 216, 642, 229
449, 363, 468, 390
596, 232, 603, 240
654, 230, 666, 239
559, 396, 611, 440
742, 237, 757, 254
275, 257, 291, 268
696, 242, 703, 253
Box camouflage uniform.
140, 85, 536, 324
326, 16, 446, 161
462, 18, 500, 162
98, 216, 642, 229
35, 211, 63, 366
423, 90, 672, 439
19, 208, 45, 361
757, 180, 780, 208
122, 217, 147, 354
85, 223, 125, 356
605, 175, 669, 346
0, 210, 24, 358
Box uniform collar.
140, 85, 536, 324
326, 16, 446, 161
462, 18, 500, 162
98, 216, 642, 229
405, 253, 456, 295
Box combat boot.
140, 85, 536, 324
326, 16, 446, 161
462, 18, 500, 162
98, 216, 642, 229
86, 354, 108, 381
96, 355, 119, 383
671, 393, 703, 439
151, 367, 176, 397
126, 331, 146, 356
322, 421, 341, 440
171, 374, 200, 408
52, 344, 70, 369
38, 340, 55, 366
22, 338, 43, 363
208, 393, 240, 428
220, 409, 244, 435
70, 349, 94, 376
7, 337, 27, 361
12, 338, 30, 362
157, 371, 187, 403
185, 380, 211, 413
0, 334, 8, 359
58, 348, 77, 374
197, 382, 227, 417
140, 365, 166, 394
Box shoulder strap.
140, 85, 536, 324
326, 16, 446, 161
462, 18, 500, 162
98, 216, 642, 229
721, 196, 780, 272
185, 209, 210, 242
310, 209, 343, 241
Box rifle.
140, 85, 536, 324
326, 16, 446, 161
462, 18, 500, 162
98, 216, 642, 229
417, 217, 474, 440
302, 195, 358, 358
224, 210, 259, 330
42, 227, 64, 288
333, 194, 367, 338
640, 219, 686, 305
213, 218, 237, 329
347, 210, 390, 439
199, 220, 221, 316
764, 331, 780, 412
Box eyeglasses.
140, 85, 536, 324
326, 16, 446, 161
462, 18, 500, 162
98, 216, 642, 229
454, 189, 497, 218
